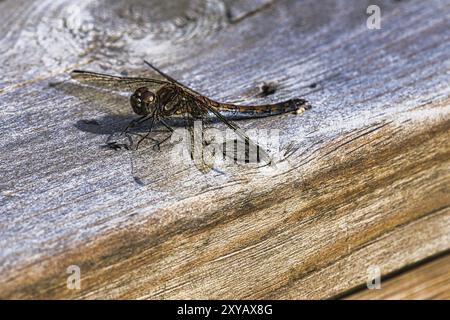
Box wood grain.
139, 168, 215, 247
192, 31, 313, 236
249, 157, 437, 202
345, 253, 450, 300
0, 0, 449, 299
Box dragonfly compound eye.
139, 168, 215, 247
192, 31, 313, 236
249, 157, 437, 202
130, 87, 156, 115
142, 91, 156, 104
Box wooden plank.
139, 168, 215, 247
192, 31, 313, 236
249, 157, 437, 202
0, 0, 449, 299
344, 253, 450, 300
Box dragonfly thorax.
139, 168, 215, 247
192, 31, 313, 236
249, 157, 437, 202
130, 87, 157, 116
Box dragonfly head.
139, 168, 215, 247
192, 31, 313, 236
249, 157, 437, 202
130, 87, 157, 115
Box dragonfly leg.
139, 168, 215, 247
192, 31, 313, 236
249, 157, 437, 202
151, 134, 173, 151
123, 131, 159, 143
121, 115, 153, 136
135, 116, 156, 149
160, 119, 175, 133
144, 119, 172, 150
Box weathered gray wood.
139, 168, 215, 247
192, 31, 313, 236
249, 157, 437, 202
0, 0, 449, 299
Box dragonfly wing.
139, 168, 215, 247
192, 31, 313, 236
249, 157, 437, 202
143, 60, 204, 97
70, 70, 169, 93
200, 102, 272, 165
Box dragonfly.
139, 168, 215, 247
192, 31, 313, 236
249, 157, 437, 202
71, 61, 310, 173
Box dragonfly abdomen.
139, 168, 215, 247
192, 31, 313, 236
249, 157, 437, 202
216, 98, 310, 117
